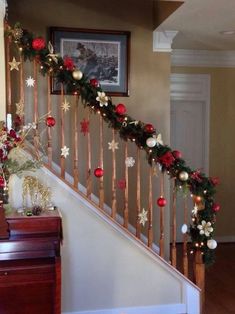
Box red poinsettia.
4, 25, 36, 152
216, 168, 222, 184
158, 151, 175, 168
191, 170, 203, 183
63, 56, 74, 71
32, 38, 46, 51
210, 176, 220, 186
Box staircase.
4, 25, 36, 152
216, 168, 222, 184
2, 20, 220, 314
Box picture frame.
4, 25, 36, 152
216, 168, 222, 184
49, 27, 130, 96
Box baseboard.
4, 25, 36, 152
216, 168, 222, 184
63, 303, 186, 314
215, 236, 235, 243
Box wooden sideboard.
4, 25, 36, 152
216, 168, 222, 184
0, 207, 62, 314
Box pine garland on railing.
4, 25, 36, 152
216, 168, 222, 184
5, 23, 220, 265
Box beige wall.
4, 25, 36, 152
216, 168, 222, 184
172, 66, 235, 238
8, 0, 171, 142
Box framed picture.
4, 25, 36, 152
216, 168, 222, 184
50, 27, 130, 96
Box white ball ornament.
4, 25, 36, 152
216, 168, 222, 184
181, 224, 188, 234
207, 239, 217, 250
146, 137, 157, 148
72, 70, 83, 80
179, 171, 189, 181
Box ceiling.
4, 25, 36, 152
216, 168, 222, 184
159, 0, 235, 50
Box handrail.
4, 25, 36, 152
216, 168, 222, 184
4, 22, 220, 305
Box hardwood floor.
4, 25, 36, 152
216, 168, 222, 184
205, 243, 235, 314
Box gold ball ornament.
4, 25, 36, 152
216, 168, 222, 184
72, 70, 83, 80
178, 171, 189, 181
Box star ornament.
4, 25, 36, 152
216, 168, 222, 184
125, 156, 135, 168
61, 98, 70, 112
9, 57, 21, 71
80, 118, 89, 136
26, 76, 35, 87
96, 91, 108, 107
138, 208, 148, 227
61, 146, 69, 158
108, 139, 119, 152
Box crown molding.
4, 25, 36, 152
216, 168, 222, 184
153, 30, 178, 52
172, 49, 235, 67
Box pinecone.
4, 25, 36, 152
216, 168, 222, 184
32, 206, 42, 216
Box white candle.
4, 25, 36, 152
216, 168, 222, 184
6, 113, 12, 130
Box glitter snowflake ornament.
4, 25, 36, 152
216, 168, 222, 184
108, 140, 119, 152
26, 76, 35, 87
125, 157, 135, 168
61, 146, 69, 158
197, 220, 213, 237
138, 208, 148, 227
96, 91, 108, 107
61, 98, 70, 112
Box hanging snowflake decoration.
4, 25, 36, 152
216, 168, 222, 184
192, 204, 199, 216
96, 91, 108, 107
125, 156, 135, 168
26, 76, 35, 87
61, 146, 69, 158
108, 139, 119, 152
80, 118, 89, 136
197, 220, 213, 237
61, 98, 70, 112
138, 208, 148, 227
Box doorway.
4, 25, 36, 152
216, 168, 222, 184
170, 73, 210, 241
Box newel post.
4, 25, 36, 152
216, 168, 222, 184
194, 250, 205, 313
0, 201, 9, 239
0, 0, 6, 121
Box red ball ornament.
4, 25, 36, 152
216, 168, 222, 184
46, 116, 56, 127
157, 197, 167, 207
90, 78, 99, 88
172, 150, 182, 159
32, 38, 46, 51
144, 123, 155, 133
115, 103, 126, 115
94, 167, 104, 178
212, 203, 220, 212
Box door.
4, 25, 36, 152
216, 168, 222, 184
170, 99, 209, 241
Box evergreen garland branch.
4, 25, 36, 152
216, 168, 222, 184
5, 23, 220, 265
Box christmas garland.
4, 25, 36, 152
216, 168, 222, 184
6, 23, 220, 265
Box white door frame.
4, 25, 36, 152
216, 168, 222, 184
170, 73, 211, 175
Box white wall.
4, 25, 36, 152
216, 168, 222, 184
9, 166, 199, 314
0, 0, 6, 120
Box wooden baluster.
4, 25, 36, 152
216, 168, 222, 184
148, 166, 153, 248
183, 197, 189, 277
86, 110, 92, 199
60, 84, 65, 179
136, 148, 141, 238
171, 179, 177, 267
111, 129, 117, 219
123, 142, 129, 228
73, 94, 79, 188
19, 54, 25, 125
159, 172, 165, 258
99, 115, 104, 209
33, 60, 39, 157
194, 250, 205, 313
5, 35, 11, 114
47, 76, 52, 167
